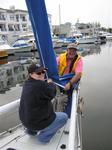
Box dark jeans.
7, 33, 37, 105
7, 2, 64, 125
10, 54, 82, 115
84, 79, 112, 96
26, 112, 68, 143
64, 88, 73, 118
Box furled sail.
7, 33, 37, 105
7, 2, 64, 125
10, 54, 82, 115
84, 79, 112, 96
25, 0, 75, 88
25, 0, 59, 82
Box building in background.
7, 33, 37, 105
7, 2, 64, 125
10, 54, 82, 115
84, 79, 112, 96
52, 22, 72, 37
75, 21, 101, 36
0, 6, 52, 43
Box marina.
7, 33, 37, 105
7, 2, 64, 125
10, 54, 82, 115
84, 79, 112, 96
0, 0, 83, 148
0, 41, 112, 149
0, 0, 112, 149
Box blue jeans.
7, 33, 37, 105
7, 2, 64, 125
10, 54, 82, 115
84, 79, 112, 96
37, 112, 68, 143
65, 96, 72, 118
64, 88, 73, 118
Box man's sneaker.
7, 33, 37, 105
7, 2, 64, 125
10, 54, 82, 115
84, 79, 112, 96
26, 129, 37, 136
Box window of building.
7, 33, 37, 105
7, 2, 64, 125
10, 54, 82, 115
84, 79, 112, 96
0, 13, 6, 20
20, 14, 27, 21
8, 24, 14, 31
16, 15, 19, 22
14, 24, 20, 31
0, 24, 7, 31
10, 15, 15, 21
22, 24, 27, 31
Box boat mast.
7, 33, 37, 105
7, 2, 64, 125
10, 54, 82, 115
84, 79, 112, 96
59, 4, 61, 37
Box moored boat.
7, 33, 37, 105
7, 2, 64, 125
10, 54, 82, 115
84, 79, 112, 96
61, 37, 77, 47
12, 38, 33, 53
78, 36, 101, 44
0, 37, 15, 55
106, 34, 112, 40
97, 35, 107, 44
18, 33, 37, 51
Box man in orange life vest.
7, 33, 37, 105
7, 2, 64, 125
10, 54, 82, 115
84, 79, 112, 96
57, 43, 83, 117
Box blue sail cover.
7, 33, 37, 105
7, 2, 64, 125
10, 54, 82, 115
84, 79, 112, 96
25, 0, 59, 82
25, 0, 76, 88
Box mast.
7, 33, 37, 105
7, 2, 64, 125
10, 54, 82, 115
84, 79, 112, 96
59, 4, 61, 36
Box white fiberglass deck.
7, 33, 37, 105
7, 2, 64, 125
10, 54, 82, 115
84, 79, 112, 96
0, 121, 70, 150
0, 89, 82, 150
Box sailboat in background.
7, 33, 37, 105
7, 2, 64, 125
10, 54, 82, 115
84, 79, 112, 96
0, 0, 83, 149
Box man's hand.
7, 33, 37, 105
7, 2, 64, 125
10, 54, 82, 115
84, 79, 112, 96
47, 78, 53, 83
64, 82, 71, 91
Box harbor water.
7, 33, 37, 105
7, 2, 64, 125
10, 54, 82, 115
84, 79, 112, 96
0, 41, 112, 150
80, 41, 112, 150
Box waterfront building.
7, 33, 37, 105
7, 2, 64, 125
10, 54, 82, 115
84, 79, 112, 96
75, 22, 101, 36
0, 6, 52, 43
52, 22, 72, 37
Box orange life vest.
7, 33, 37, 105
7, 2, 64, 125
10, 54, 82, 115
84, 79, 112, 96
58, 52, 81, 76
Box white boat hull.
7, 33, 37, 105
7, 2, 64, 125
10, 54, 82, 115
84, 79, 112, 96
0, 44, 15, 55
106, 35, 112, 40
13, 45, 32, 53
78, 36, 100, 44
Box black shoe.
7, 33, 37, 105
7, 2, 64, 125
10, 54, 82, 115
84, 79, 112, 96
26, 129, 37, 136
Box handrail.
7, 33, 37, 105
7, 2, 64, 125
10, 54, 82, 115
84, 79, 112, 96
68, 89, 79, 150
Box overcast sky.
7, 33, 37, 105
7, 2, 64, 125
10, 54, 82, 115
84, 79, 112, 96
0, 0, 112, 27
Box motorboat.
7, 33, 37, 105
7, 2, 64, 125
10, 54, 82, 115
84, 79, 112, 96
18, 33, 37, 51
0, 36, 34, 55
12, 38, 34, 53
0, 38, 15, 55
106, 33, 112, 40
97, 32, 112, 41
77, 36, 101, 44
53, 37, 77, 48
61, 37, 77, 47
97, 35, 107, 44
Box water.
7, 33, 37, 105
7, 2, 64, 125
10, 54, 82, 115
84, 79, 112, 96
0, 41, 112, 149
80, 41, 112, 150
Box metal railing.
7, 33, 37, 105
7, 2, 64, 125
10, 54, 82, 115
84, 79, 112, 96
68, 88, 82, 150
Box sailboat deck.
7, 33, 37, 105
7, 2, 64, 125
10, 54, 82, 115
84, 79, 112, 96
0, 89, 82, 150
0, 120, 70, 150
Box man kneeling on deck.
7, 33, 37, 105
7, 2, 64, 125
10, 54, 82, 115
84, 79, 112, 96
19, 63, 68, 143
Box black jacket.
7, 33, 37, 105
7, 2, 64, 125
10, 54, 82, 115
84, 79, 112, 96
19, 77, 56, 130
